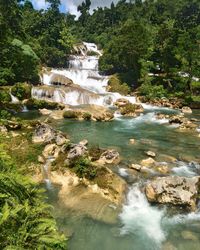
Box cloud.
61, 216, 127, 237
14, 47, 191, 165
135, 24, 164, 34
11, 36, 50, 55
61, 0, 119, 15
31, 0, 120, 15
31, 0, 49, 10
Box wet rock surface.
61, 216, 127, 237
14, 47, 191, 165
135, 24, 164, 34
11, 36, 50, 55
145, 176, 200, 210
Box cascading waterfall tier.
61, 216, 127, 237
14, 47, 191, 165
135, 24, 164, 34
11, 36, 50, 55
36, 42, 136, 107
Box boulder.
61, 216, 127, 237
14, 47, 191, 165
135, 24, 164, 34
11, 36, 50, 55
120, 103, 143, 117
98, 150, 120, 165
130, 164, 142, 171
39, 108, 52, 116
79, 139, 88, 146
145, 176, 200, 211
129, 138, 135, 144
169, 115, 185, 124
42, 144, 60, 159
63, 105, 114, 122
140, 157, 155, 167
114, 98, 130, 108
32, 124, 57, 143
181, 106, 192, 114
67, 143, 88, 162
55, 134, 67, 146
32, 123, 68, 144
146, 151, 156, 157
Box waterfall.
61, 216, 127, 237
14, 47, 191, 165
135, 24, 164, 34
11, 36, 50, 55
37, 42, 136, 107
10, 93, 20, 103
120, 184, 166, 249
43, 157, 54, 189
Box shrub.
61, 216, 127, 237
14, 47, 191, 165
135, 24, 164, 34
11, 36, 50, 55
82, 112, 92, 120
87, 51, 99, 56
26, 98, 59, 110
0, 110, 12, 120
11, 82, 32, 100
0, 89, 11, 103
120, 103, 136, 115
107, 74, 131, 95
63, 110, 78, 119
73, 157, 97, 180
139, 83, 168, 100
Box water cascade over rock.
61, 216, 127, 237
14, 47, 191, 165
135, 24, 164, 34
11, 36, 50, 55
32, 42, 136, 107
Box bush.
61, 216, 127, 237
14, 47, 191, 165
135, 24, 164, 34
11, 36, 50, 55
82, 112, 92, 120
107, 74, 131, 95
87, 51, 99, 56
26, 98, 59, 110
73, 157, 97, 180
0, 110, 12, 120
0, 89, 11, 103
63, 110, 78, 119
139, 83, 168, 100
11, 82, 32, 100
120, 103, 136, 115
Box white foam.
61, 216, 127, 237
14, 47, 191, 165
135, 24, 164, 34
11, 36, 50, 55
120, 184, 166, 245
118, 168, 129, 177
10, 93, 20, 103
172, 161, 200, 177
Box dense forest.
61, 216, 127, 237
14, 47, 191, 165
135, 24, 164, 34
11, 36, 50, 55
0, 0, 200, 103
0, 0, 200, 249
0, 0, 200, 101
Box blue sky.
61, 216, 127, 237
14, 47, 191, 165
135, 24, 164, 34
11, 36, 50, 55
31, 0, 119, 16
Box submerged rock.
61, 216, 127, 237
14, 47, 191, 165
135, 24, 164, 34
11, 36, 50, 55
181, 230, 198, 241
146, 151, 156, 157
129, 138, 135, 144
145, 176, 200, 211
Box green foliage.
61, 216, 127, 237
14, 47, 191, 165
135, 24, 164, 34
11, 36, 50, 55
82, 112, 92, 120
0, 110, 12, 120
0, 88, 11, 103
0, 146, 67, 249
26, 98, 59, 110
108, 75, 131, 95
63, 110, 78, 119
120, 103, 136, 115
73, 156, 97, 180
139, 83, 168, 100
11, 82, 32, 100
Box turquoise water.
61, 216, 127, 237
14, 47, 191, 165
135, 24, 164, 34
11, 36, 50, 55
56, 110, 200, 163
19, 109, 200, 250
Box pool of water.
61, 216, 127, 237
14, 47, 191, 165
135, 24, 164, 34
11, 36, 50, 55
18, 109, 200, 250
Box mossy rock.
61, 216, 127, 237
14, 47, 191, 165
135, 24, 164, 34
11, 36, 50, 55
63, 110, 79, 119
25, 98, 60, 110
107, 74, 131, 95
120, 103, 136, 116
11, 82, 32, 101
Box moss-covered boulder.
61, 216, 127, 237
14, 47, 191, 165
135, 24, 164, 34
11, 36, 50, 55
25, 98, 61, 110
11, 82, 32, 100
107, 74, 131, 95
